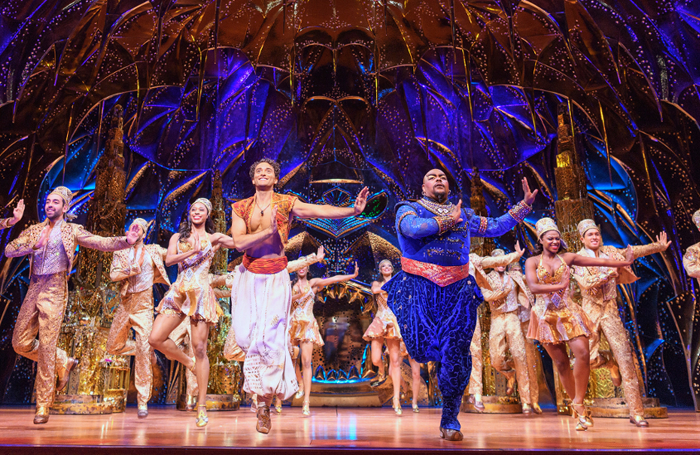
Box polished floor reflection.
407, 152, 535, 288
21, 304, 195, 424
0, 406, 698, 451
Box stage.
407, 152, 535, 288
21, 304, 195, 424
0, 406, 697, 454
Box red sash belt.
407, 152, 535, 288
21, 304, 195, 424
243, 254, 288, 274
401, 257, 471, 287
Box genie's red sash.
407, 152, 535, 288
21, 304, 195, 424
401, 257, 471, 287
243, 254, 289, 274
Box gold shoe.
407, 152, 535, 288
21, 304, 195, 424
571, 403, 592, 431
439, 427, 464, 441
412, 404, 420, 413
274, 403, 282, 414
533, 403, 543, 414
472, 395, 485, 413
33, 405, 49, 425
294, 387, 304, 400
256, 405, 272, 434
522, 403, 533, 415
369, 373, 387, 387
393, 398, 402, 416
57, 357, 79, 392
630, 415, 649, 427
195, 405, 208, 428
302, 401, 310, 416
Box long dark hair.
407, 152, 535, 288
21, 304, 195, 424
178, 214, 215, 240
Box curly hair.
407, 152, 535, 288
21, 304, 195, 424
249, 158, 281, 181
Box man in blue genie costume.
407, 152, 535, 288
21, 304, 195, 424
383, 169, 537, 441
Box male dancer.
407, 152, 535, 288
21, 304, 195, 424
383, 169, 536, 440
472, 248, 535, 413
1, 199, 24, 230
5, 187, 138, 424
226, 159, 368, 434
572, 219, 670, 427
108, 218, 169, 418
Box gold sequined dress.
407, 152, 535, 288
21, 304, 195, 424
156, 236, 221, 324
289, 285, 324, 346
363, 290, 403, 341
527, 255, 592, 344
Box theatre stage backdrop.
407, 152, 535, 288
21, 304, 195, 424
0, 0, 699, 410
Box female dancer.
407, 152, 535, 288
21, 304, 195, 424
290, 262, 359, 415
524, 218, 633, 431
364, 259, 422, 415
148, 198, 235, 428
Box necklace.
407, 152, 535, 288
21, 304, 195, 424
417, 197, 454, 216
254, 194, 271, 216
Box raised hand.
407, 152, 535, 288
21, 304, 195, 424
656, 231, 672, 251
317, 245, 325, 262
514, 240, 525, 257
522, 177, 538, 206
351, 261, 359, 278
623, 245, 634, 265
450, 200, 464, 225
270, 205, 279, 236
126, 228, 140, 245
11, 199, 24, 225
34, 225, 51, 250
353, 187, 370, 215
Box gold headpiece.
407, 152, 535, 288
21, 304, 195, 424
193, 198, 212, 214
48, 186, 73, 205
129, 218, 150, 234
535, 217, 568, 249
491, 249, 505, 257
693, 210, 700, 230
577, 219, 600, 237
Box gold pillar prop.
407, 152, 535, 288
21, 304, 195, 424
52, 105, 130, 415
551, 104, 666, 418
176, 170, 242, 411
463, 170, 522, 413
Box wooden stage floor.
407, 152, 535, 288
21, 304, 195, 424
0, 406, 698, 454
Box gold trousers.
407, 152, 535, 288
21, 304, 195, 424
468, 322, 483, 396
169, 318, 198, 397
106, 289, 154, 408
585, 299, 644, 417
12, 273, 70, 408
489, 312, 531, 404
522, 320, 540, 405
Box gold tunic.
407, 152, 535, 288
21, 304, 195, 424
363, 290, 403, 341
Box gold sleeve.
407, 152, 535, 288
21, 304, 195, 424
4, 225, 39, 257
571, 265, 617, 290
482, 287, 510, 302
287, 252, 320, 274
109, 251, 133, 282
631, 242, 666, 259
683, 245, 700, 279
479, 251, 520, 269
75, 226, 130, 252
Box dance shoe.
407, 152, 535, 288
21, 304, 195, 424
439, 427, 464, 441
33, 405, 49, 425
522, 403, 533, 415
57, 357, 79, 392
533, 403, 543, 414
185, 395, 197, 411
302, 401, 310, 416
195, 405, 208, 428
393, 398, 402, 416
571, 403, 593, 431
630, 415, 649, 427
295, 386, 304, 400
471, 394, 485, 413
412, 404, 420, 413
187, 356, 197, 374
370, 373, 387, 387
256, 405, 272, 434
137, 407, 148, 419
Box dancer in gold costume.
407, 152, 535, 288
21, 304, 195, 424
291, 260, 358, 416
108, 218, 170, 418
572, 219, 670, 427
524, 217, 633, 431
474, 246, 537, 414
364, 259, 421, 415
148, 198, 235, 428
0, 199, 24, 230
5, 187, 139, 424
466, 248, 524, 411
684, 210, 700, 288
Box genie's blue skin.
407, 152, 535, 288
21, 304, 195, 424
385, 198, 528, 433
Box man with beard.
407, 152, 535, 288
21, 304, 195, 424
0, 199, 25, 230
571, 219, 670, 427
383, 169, 537, 441
226, 158, 368, 434
107, 218, 170, 419
5, 186, 139, 424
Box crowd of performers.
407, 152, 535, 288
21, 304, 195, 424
3, 160, 694, 441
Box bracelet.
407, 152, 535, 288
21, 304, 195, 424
508, 200, 532, 223
435, 215, 457, 234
